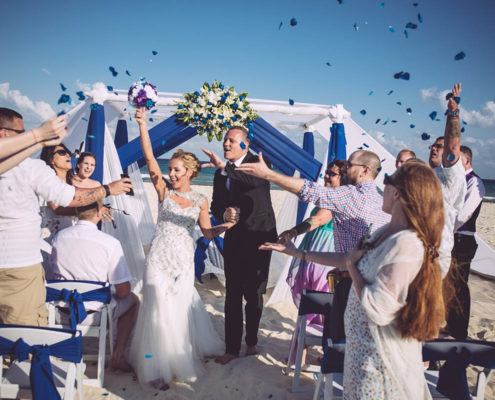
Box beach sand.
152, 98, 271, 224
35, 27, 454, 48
82, 184, 495, 399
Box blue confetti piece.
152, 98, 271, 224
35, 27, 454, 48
461, 127, 465, 133
57, 110, 65, 116
454, 51, 466, 61
462, 120, 467, 125
144, 354, 152, 358
413, 2, 418, 6
377, 166, 382, 172
418, 13, 423, 23
152, 50, 158, 55
381, 158, 386, 162
337, 0, 343, 3
369, 91, 374, 96
289, 98, 294, 106
57, 94, 71, 104
363, 143, 369, 148
240, 142, 246, 150
362, 132, 366, 135
421, 132, 430, 140
389, 26, 395, 32
375, 118, 381, 124
151, 109, 157, 114
445, 93, 454, 101
149, 118, 153, 122
107, 85, 113, 92
406, 107, 412, 114
387, 90, 393, 95
391, 120, 397, 123
394, 71, 410, 80
380, 2, 384, 8
360, 109, 366, 115
82, 117, 88, 122
290, 18, 297, 26
174, 276, 179, 282
109, 66, 118, 77
76, 91, 85, 101
447, 153, 455, 162
90, 104, 99, 110
325, 62, 332, 67
383, 118, 390, 125
406, 22, 418, 29
429, 111, 437, 120
404, 30, 409, 39
353, 23, 359, 31
103, 393, 109, 397
60, 83, 66, 91
357, 146, 363, 150
88, 135, 96, 139
409, 124, 415, 128
125, 70, 131, 76
278, 21, 283, 30
397, 101, 402, 106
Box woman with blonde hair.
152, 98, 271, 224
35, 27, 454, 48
128, 107, 238, 389
261, 159, 446, 399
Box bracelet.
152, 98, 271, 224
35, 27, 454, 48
103, 184, 111, 197
30, 129, 39, 143
448, 109, 459, 117
301, 249, 307, 261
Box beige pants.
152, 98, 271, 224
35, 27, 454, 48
0, 263, 48, 326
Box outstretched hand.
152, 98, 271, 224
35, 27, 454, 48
447, 83, 462, 112
236, 152, 270, 179
259, 240, 298, 257
201, 148, 226, 169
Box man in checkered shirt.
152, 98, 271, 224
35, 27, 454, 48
237, 149, 390, 340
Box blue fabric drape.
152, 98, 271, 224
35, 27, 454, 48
84, 104, 105, 183
327, 123, 347, 162
114, 119, 129, 149
251, 118, 321, 181
0, 326, 82, 400
46, 281, 111, 330
194, 216, 224, 283
296, 132, 315, 224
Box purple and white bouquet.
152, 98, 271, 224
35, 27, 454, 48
128, 81, 158, 110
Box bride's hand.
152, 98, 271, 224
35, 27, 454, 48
135, 107, 147, 126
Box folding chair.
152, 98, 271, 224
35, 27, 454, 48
46, 280, 113, 388
423, 339, 495, 399
285, 289, 334, 393
0, 325, 83, 400
312, 338, 345, 400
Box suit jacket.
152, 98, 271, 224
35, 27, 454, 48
211, 152, 276, 234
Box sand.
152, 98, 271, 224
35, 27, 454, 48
82, 185, 495, 399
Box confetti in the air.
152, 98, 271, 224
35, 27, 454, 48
387, 90, 394, 95
60, 83, 66, 91
360, 109, 367, 115
409, 124, 415, 128
353, 23, 359, 31
369, 91, 374, 96
152, 50, 158, 56
394, 71, 410, 80
289, 99, 295, 106
389, 26, 395, 32
406, 22, 418, 29
454, 51, 466, 61
406, 107, 412, 114
418, 13, 423, 23
109, 66, 118, 77
278, 22, 283, 30
76, 91, 86, 101
125, 70, 131, 76
363, 143, 369, 148
107, 85, 113, 92
397, 101, 402, 106
421, 132, 430, 140
429, 111, 437, 120
404, 30, 409, 38
290, 18, 298, 26
375, 119, 381, 124
57, 94, 71, 105
90, 104, 99, 110
326, 62, 332, 67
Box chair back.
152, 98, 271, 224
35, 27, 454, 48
298, 289, 334, 316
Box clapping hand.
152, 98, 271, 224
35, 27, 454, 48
201, 148, 226, 169
236, 152, 270, 179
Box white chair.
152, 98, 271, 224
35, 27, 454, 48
0, 325, 84, 400
312, 339, 345, 400
46, 280, 113, 388
423, 339, 495, 399
285, 289, 334, 393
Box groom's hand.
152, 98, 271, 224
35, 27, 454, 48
224, 206, 240, 224
201, 148, 226, 169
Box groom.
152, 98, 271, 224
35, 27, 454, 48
202, 125, 277, 365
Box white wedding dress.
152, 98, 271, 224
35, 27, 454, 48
128, 189, 223, 385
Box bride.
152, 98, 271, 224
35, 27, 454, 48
128, 107, 237, 388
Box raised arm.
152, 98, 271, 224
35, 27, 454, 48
443, 83, 462, 168
236, 152, 304, 194
135, 107, 167, 201
277, 207, 333, 243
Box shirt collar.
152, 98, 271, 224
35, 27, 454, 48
76, 220, 98, 229
465, 168, 473, 175
231, 153, 248, 167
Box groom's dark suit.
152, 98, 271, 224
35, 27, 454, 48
211, 151, 277, 355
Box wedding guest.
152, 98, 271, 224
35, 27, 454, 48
50, 200, 138, 372
395, 148, 416, 169
0, 108, 68, 175
236, 149, 390, 341
278, 160, 345, 365
427, 83, 466, 277
444, 145, 485, 339
0, 119, 132, 328
72, 151, 100, 188
260, 160, 447, 398
202, 126, 277, 365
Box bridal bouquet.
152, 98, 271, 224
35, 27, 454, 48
175, 80, 258, 142
128, 81, 158, 110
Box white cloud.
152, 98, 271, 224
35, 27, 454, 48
0, 82, 55, 122
368, 130, 410, 154
41, 68, 51, 75
420, 87, 495, 128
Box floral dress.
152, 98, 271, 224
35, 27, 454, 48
343, 227, 432, 399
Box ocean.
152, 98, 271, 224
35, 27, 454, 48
141, 159, 495, 200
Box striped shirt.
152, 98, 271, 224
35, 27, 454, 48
298, 180, 390, 252
0, 158, 75, 268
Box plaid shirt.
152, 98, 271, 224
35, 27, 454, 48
299, 180, 390, 253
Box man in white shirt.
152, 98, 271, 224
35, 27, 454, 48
427, 83, 467, 278
446, 145, 485, 339
50, 200, 138, 372
0, 107, 133, 327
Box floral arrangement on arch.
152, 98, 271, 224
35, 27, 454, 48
175, 80, 258, 142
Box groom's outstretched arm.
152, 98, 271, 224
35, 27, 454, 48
236, 152, 305, 195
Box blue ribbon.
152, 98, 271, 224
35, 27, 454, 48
46, 283, 111, 330
194, 216, 224, 283
0, 327, 82, 400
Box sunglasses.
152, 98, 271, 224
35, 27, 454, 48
325, 170, 340, 177
0, 127, 25, 134
429, 143, 444, 150
54, 149, 72, 157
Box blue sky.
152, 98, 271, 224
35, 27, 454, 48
1, 0, 495, 177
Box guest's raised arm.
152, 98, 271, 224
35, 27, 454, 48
443, 83, 462, 168
135, 107, 167, 201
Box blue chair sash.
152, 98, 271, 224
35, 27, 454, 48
46, 282, 111, 330
0, 327, 82, 400
194, 216, 224, 283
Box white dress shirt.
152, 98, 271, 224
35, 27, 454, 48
455, 168, 485, 234
0, 158, 75, 268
